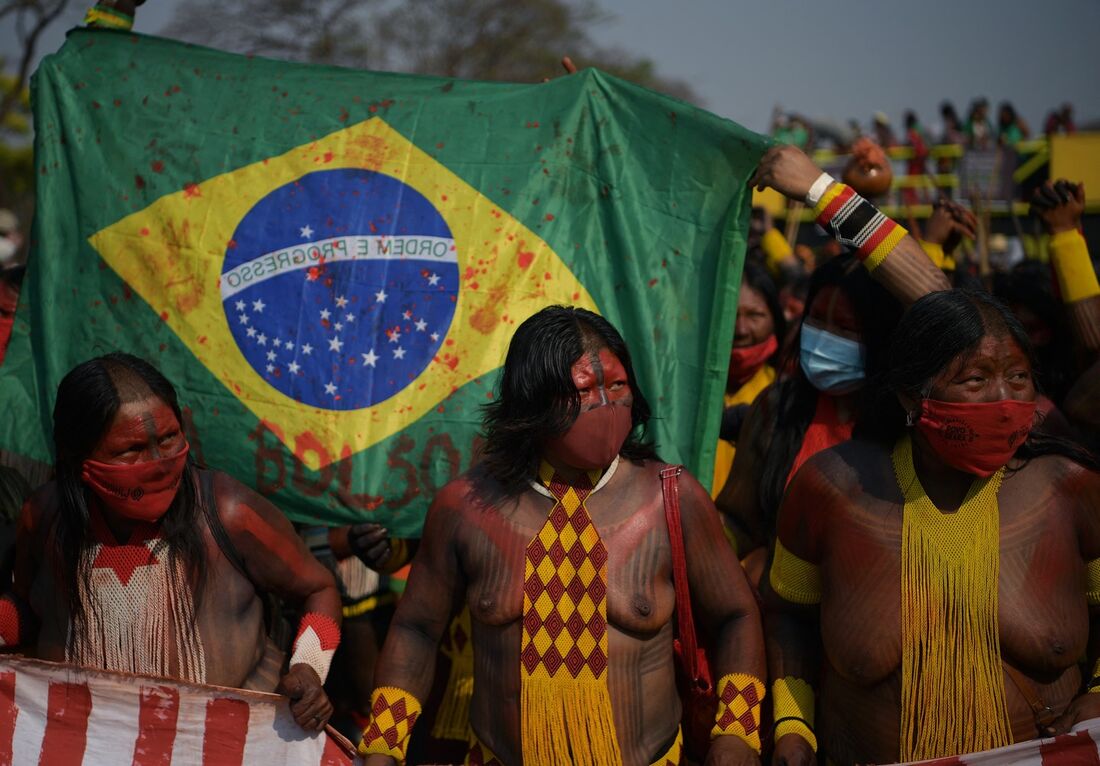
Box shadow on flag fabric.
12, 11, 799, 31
0, 28, 766, 535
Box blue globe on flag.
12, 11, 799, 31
219, 168, 459, 410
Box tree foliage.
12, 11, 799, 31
160, 0, 699, 103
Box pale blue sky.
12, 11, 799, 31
3, 0, 1098, 136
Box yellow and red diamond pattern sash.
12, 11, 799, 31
520, 461, 622, 766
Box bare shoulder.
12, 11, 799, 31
207, 468, 290, 535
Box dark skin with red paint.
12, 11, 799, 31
364, 348, 766, 766
769, 333, 1100, 765
6, 395, 341, 731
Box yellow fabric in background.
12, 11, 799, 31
711, 365, 775, 497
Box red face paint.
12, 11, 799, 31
915, 398, 1036, 477
728, 334, 777, 385
544, 349, 634, 470
82, 443, 190, 522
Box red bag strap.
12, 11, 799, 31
660, 464, 702, 679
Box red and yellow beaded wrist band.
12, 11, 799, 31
813, 183, 908, 273
1049, 229, 1099, 304
84, 4, 134, 29
359, 686, 423, 763
711, 673, 765, 753
773, 676, 818, 752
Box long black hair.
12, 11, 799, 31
865, 289, 1100, 471
757, 253, 902, 525
481, 306, 657, 494
52, 353, 207, 649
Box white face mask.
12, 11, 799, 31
0, 236, 18, 266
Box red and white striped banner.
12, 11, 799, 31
0, 656, 362, 765
903, 719, 1100, 766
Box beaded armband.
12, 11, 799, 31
773, 676, 818, 751
288, 612, 340, 683
1049, 229, 1099, 304
358, 686, 423, 763
711, 673, 765, 753
769, 539, 823, 605
813, 183, 908, 273
84, 4, 134, 29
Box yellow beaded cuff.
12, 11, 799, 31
711, 673, 765, 753
773, 676, 818, 752
769, 539, 823, 605
1050, 229, 1099, 304
359, 686, 422, 763
1087, 558, 1100, 606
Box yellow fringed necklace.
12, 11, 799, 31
895, 435, 1012, 761
520, 459, 622, 766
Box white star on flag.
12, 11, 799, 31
300, 224, 314, 239
329, 336, 344, 352
335, 296, 348, 308
428, 273, 440, 286
302, 343, 313, 355
285, 341, 295, 351
266, 364, 274, 373
324, 381, 337, 395
288, 361, 301, 374
334, 322, 343, 331
273, 338, 282, 348
393, 346, 406, 359
362, 349, 378, 367
266, 350, 276, 362
345, 313, 355, 323
235, 300, 245, 311
320, 308, 331, 321
257, 333, 267, 346
387, 328, 401, 343
375, 289, 388, 303
430, 332, 440, 342
239, 314, 249, 325
402, 310, 412, 320
415, 319, 427, 332
252, 298, 265, 313
246, 327, 257, 338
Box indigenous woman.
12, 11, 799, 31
768, 290, 1100, 764
711, 262, 786, 498
0, 353, 342, 730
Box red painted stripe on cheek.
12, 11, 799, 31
202, 697, 249, 766
38, 681, 93, 765
0, 671, 16, 765
131, 685, 180, 766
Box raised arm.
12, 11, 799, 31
359, 482, 466, 766
678, 470, 766, 765
750, 145, 950, 305
215, 472, 341, 731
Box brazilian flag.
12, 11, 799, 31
0, 28, 765, 535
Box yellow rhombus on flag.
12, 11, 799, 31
89, 117, 596, 470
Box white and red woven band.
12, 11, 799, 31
289, 612, 341, 683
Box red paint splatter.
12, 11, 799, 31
183, 183, 201, 198
544, 272, 552, 280
198, 336, 207, 344
338, 107, 349, 123
436, 142, 445, 149
151, 160, 164, 173
572, 292, 580, 301
140, 227, 150, 237
648, 278, 659, 287
322, 151, 333, 163
92, 101, 101, 109
226, 239, 237, 249
160, 311, 169, 321
445, 338, 455, 346
517, 247, 535, 269
545, 213, 554, 221
158, 343, 167, 352
134, 175, 145, 190
441, 194, 448, 202
526, 121, 540, 128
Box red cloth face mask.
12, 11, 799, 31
915, 398, 1036, 477
81, 444, 190, 522
544, 404, 634, 471
728, 335, 778, 385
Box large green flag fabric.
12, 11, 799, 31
0, 28, 765, 535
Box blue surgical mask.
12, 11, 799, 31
799, 323, 866, 394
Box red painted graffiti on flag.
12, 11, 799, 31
0, 656, 360, 765
900, 720, 1100, 766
